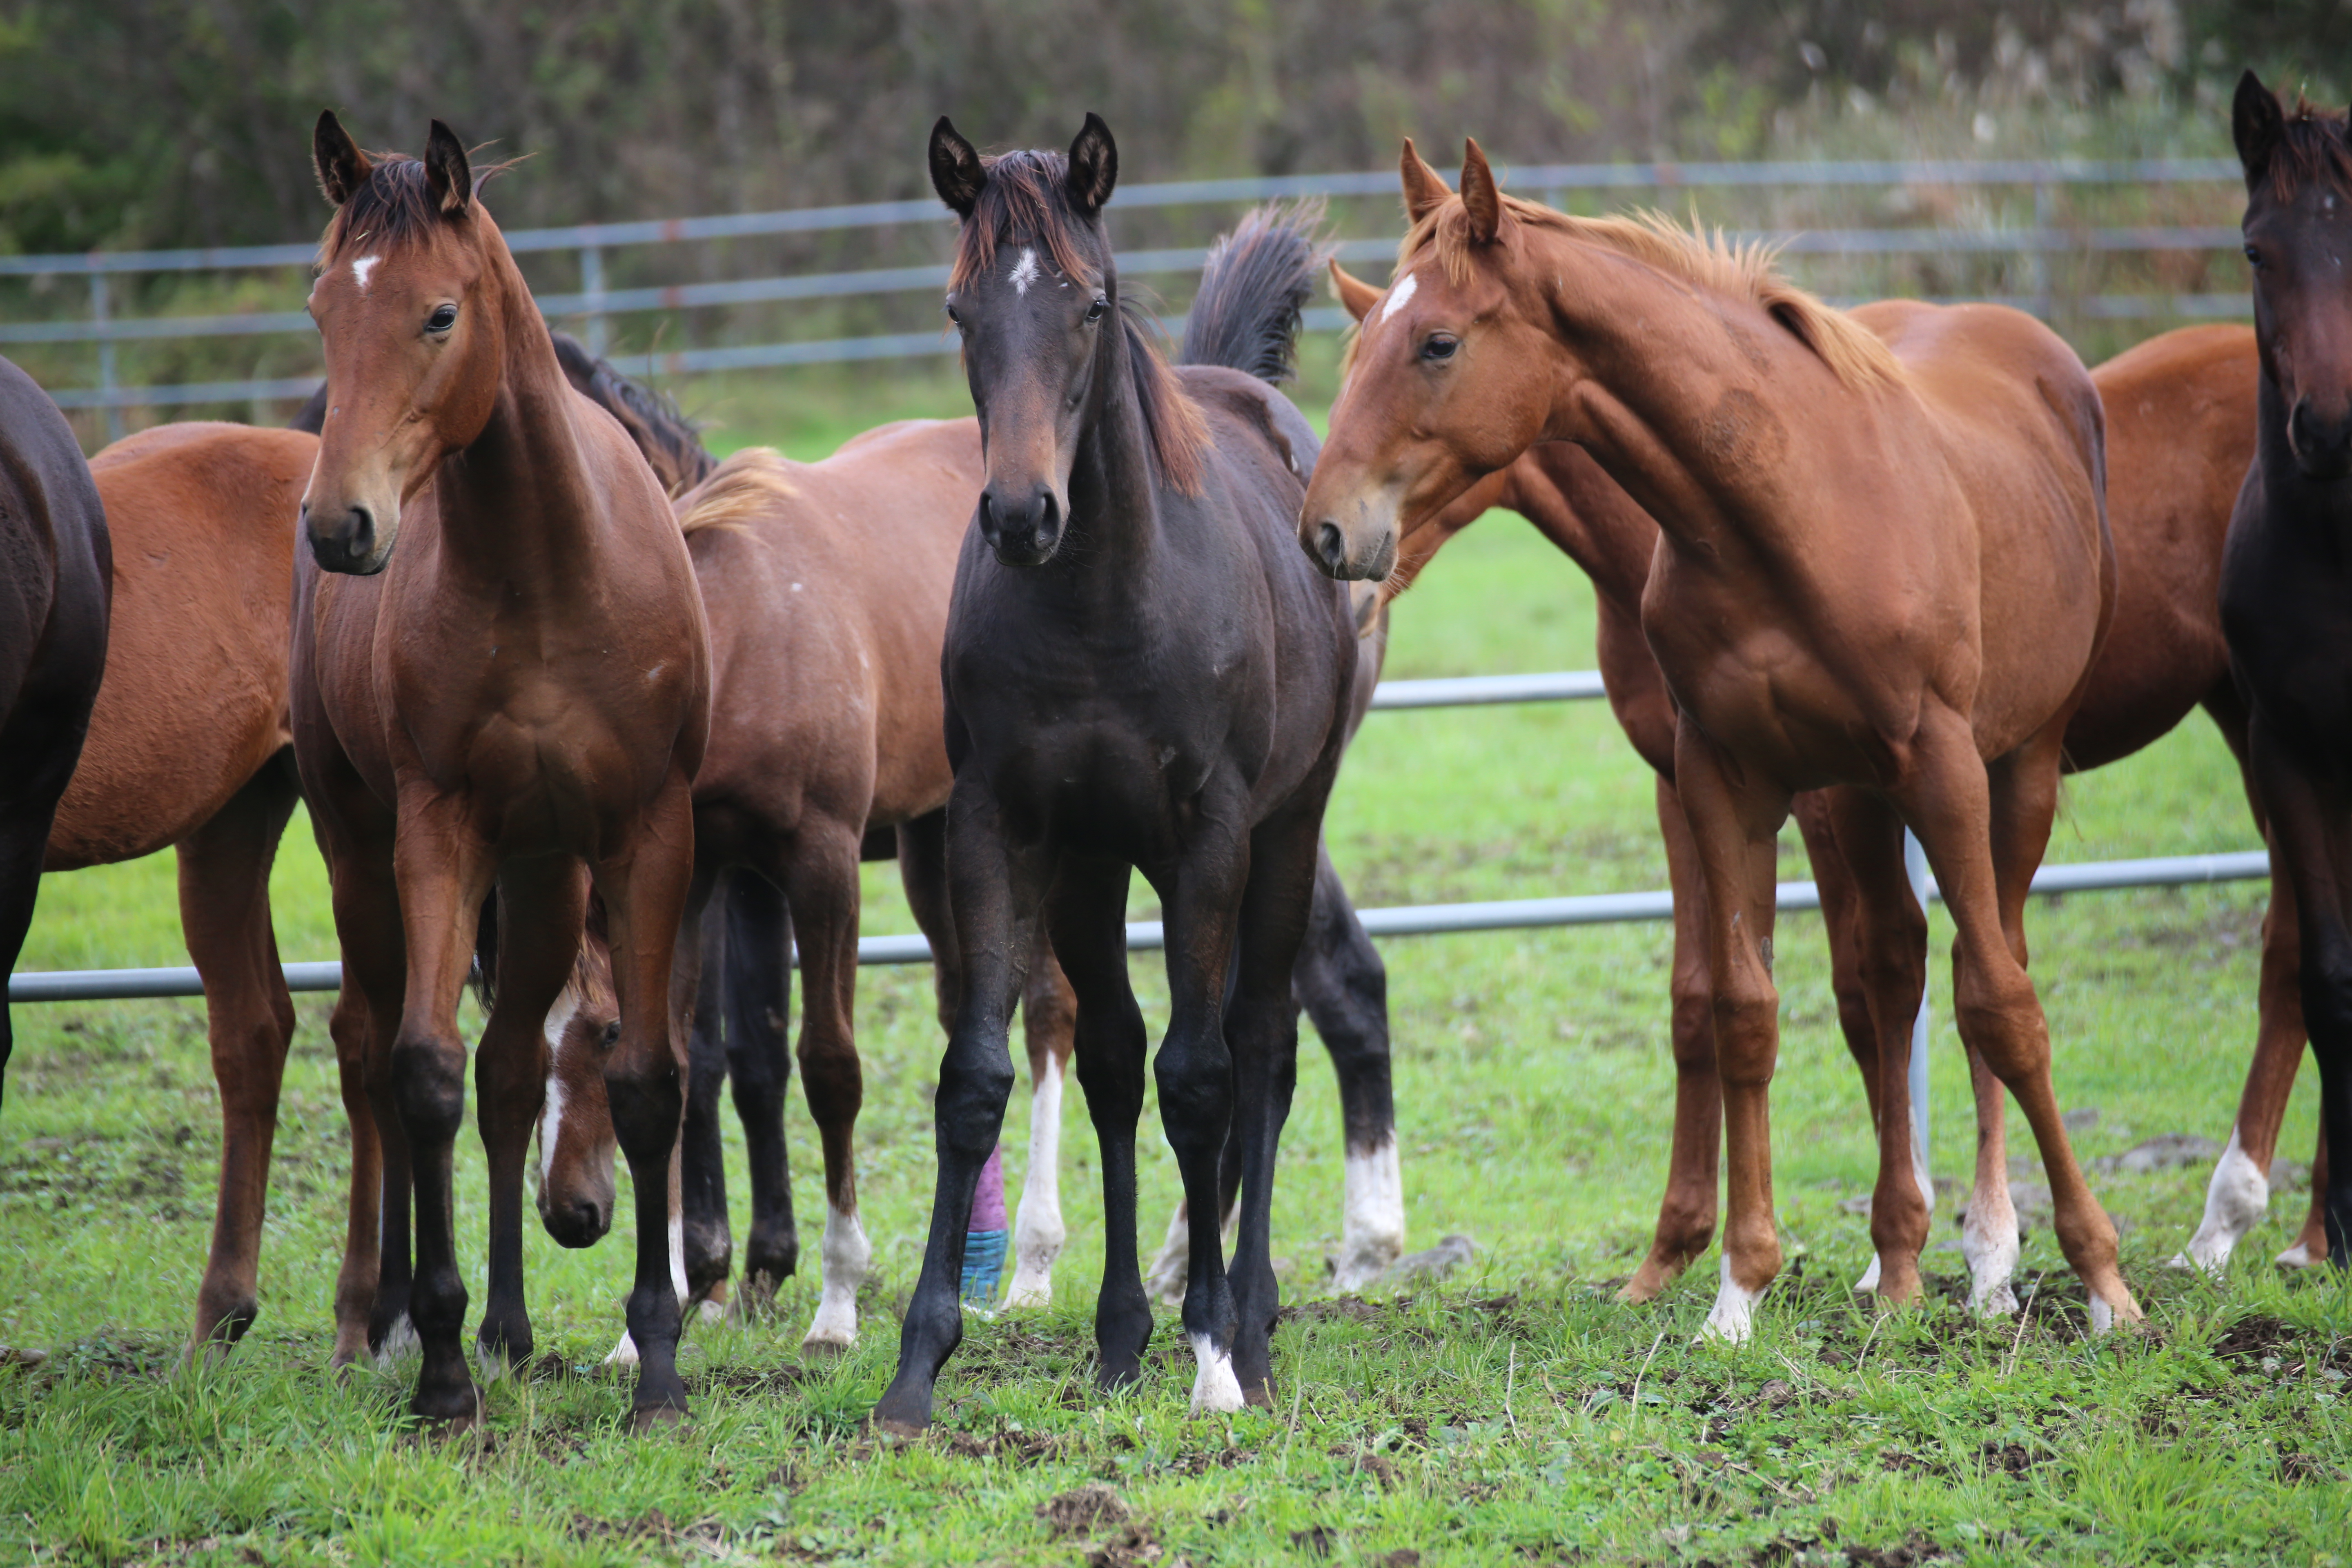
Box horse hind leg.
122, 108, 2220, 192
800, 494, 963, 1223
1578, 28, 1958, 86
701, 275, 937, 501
720, 867, 799, 1312
1294, 843, 1401, 1293
1007, 941, 1075, 1309
780, 824, 871, 1352
180, 757, 302, 1360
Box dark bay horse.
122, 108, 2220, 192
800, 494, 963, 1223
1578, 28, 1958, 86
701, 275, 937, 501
871, 120, 1354, 1431
1338, 242, 2329, 1282
291, 115, 708, 1428
0, 354, 110, 1111
530, 334, 1401, 1356
2219, 71, 2352, 1266
1306, 141, 2138, 1337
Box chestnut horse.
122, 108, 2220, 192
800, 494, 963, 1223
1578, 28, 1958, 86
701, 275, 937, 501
2219, 73, 2352, 1266
1336, 241, 2328, 1281
1306, 141, 2138, 1337
873, 124, 1354, 1430
43, 421, 316, 1355
291, 116, 708, 1428
0, 354, 110, 1111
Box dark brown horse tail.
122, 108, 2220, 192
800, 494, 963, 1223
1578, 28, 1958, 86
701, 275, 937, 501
1178, 200, 1329, 387
287, 383, 327, 434
468, 885, 606, 1014
549, 333, 717, 498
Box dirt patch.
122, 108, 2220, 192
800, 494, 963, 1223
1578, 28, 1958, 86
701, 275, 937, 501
1038, 1484, 1129, 1537
945, 1427, 1065, 1465
1369, 1552, 1423, 1568
2279, 1452, 2344, 1485
687, 1363, 805, 1396
1291, 1524, 1339, 1555
1086, 1523, 1165, 1566
1281, 1297, 1381, 1325
1979, 1441, 2039, 1476
2212, 1314, 2295, 1368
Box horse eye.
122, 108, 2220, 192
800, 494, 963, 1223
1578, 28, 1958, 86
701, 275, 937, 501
2243, 243, 2263, 268
944, 301, 962, 327
599, 1020, 621, 1049
1085, 296, 1109, 323
1421, 333, 1459, 361
426, 304, 458, 333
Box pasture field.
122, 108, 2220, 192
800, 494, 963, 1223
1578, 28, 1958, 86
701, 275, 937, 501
4, 395, 2350, 1566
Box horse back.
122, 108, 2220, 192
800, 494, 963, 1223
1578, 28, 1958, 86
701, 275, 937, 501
48, 425, 315, 869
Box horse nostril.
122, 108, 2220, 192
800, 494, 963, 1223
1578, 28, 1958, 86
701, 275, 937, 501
1315, 520, 1348, 572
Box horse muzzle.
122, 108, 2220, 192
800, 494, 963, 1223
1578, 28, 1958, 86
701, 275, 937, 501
2288, 395, 2352, 481
301, 500, 396, 576
1301, 515, 1398, 584
980, 481, 1065, 568
537, 1184, 614, 1248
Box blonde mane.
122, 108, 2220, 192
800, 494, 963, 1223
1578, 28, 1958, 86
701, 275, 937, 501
675, 447, 799, 536
1399, 191, 1904, 392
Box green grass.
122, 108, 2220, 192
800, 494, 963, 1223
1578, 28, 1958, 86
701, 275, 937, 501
5, 399, 2349, 1565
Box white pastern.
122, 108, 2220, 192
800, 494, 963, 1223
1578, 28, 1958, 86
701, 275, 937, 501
803, 1202, 870, 1348
1962, 1183, 2021, 1317
1188, 1332, 1246, 1414
2087, 1295, 2115, 1335
1144, 1200, 1191, 1306
2172, 1124, 2268, 1275
1701, 1253, 1761, 1343
475, 1339, 512, 1384
605, 1329, 639, 1367
697, 1298, 728, 1326
1854, 1254, 1882, 1293
373, 1312, 419, 1369
1009, 247, 1040, 296
1331, 1138, 1405, 1291
1005, 1062, 1067, 1309
1379, 270, 1419, 323
2276, 1240, 2316, 1268
351, 254, 381, 294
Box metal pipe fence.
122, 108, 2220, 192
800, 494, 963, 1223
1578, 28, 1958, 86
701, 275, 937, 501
5, 156, 2252, 416
8, 670, 2268, 1004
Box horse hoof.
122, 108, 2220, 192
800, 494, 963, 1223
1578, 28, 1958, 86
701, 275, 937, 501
410, 1391, 482, 1433
869, 1414, 927, 1441
628, 1403, 687, 1435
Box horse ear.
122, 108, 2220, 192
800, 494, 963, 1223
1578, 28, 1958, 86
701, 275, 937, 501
2234, 69, 2286, 192
1330, 259, 1382, 322
1399, 138, 1450, 222
1066, 112, 1118, 215
424, 120, 473, 217
314, 110, 371, 208
929, 117, 984, 219
1461, 138, 1503, 245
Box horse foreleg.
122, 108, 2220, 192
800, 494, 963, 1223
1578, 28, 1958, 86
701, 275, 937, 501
722, 867, 797, 1310
872, 779, 1043, 1434
1624, 773, 1725, 1302
180, 757, 301, 1360
387, 809, 497, 1426
674, 863, 735, 1316
785, 821, 871, 1352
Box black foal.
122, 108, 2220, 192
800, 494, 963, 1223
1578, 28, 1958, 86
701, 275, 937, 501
2221, 71, 2352, 1264
873, 119, 1356, 1431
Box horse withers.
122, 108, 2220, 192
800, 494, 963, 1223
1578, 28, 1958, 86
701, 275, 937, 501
0, 354, 110, 1110
2220, 71, 2352, 1265
290, 115, 709, 1429
1305, 140, 2137, 1337
870, 119, 1355, 1433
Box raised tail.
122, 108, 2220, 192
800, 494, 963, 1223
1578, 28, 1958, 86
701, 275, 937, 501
1178, 201, 1327, 386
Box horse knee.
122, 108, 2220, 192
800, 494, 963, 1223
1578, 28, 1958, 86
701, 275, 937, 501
936, 1052, 1016, 1162
1152, 1036, 1233, 1154
604, 1056, 683, 1155
389, 1034, 466, 1142
1668, 972, 1716, 1074
1709, 988, 1778, 1087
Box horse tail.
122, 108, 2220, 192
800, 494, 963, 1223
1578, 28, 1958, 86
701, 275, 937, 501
549, 332, 718, 499
675, 447, 800, 537
468, 884, 608, 1016
1178, 200, 1328, 387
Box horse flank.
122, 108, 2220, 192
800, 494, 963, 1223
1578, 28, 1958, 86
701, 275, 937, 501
1398, 191, 1904, 393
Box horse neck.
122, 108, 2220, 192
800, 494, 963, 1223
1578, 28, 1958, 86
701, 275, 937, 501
1517, 227, 1863, 559
2255, 371, 2352, 565
1053, 312, 1165, 600
430, 241, 608, 594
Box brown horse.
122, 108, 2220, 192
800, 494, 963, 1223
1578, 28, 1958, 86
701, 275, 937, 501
1335, 250, 2329, 1281
1306, 141, 2138, 1337
291, 115, 708, 1428
43, 421, 316, 1356
0, 354, 110, 1116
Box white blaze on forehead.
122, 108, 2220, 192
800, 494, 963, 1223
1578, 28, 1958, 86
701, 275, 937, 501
350, 254, 382, 294
1380, 270, 1419, 323
1009, 247, 1040, 296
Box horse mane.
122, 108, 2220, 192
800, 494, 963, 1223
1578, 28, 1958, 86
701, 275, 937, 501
550, 333, 715, 498
1399, 192, 1904, 392
950, 147, 1207, 494
2263, 96, 2352, 203
318, 150, 521, 261
675, 447, 798, 536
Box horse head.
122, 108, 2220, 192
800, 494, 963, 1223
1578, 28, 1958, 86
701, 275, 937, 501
2235, 71, 2352, 481
300, 113, 510, 573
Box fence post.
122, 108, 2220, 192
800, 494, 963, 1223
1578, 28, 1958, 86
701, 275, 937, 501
90, 267, 123, 445
581, 244, 608, 357
1904, 829, 1933, 1199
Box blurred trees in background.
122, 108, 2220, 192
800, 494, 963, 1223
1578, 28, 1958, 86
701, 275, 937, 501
1, 0, 2345, 254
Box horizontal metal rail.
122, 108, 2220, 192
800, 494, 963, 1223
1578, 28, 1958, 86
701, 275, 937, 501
8, 665, 2272, 1002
